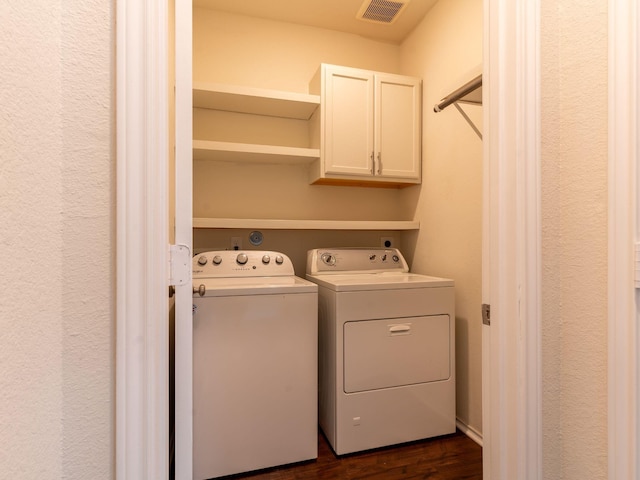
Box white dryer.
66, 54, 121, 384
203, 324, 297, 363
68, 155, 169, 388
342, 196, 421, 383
192, 250, 318, 479
306, 247, 455, 455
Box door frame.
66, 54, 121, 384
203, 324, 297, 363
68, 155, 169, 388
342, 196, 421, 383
115, 1, 640, 479
482, 1, 542, 478
173, 0, 194, 478
608, 0, 638, 478
115, 0, 170, 478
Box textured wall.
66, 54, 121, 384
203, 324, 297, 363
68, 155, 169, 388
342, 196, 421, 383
1, 1, 64, 476
1, 1, 114, 478
541, 0, 608, 478
399, 0, 484, 436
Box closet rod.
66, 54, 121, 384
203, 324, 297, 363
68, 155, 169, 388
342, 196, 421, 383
433, 75, 482, 113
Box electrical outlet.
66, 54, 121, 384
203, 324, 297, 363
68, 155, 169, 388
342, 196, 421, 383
381, 236, 394, 248
230, 237, 242, 250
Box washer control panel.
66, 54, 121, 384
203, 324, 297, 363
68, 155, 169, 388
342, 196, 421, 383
306, 248, 409, 275
193, 250, 294, 278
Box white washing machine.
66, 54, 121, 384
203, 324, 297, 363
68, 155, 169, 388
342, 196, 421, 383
306, 247, 455, 455
192, 250, 318, 479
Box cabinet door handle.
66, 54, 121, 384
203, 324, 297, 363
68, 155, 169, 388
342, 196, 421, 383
377, 152, 382, 175
371, 151, 375, 175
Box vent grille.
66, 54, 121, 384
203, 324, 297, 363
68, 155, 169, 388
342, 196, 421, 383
357, 0, 409, 24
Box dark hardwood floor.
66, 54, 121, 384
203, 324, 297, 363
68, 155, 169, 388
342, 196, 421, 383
219, 429, 482, 480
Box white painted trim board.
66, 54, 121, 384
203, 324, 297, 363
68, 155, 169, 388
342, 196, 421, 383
608, 0, 638, 478
482, 0, 542, 478
115, 0, 170, 478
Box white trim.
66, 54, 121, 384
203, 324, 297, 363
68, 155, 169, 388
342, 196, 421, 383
517, 0, 542, 478
192, 218, 419, 230
608, 0, 638, 478
456, 419, 483, 447
173, 0, 193, 479
116, 0, 170, 478
483, 0, 542, 478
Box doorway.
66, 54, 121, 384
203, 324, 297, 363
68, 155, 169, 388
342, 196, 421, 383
117, 0, 553, 478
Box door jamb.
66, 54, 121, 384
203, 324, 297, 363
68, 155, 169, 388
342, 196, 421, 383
608, 0, 638, 478
483, 0, 542, 478
115, 0, 170, 478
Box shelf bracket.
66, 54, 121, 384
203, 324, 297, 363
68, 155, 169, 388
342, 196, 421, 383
453, 103, 482, 140
434, 74, 482, 140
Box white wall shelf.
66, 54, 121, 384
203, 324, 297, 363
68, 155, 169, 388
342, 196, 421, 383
193, 83, 320, 165
193, 218, 420, 231
193, 82, 320, 119
193, 140, 319, 164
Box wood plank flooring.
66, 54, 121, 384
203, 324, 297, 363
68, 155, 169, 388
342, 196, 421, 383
218, 429, 482, 480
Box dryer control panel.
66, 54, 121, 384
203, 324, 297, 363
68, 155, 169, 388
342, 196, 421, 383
193, 250, 295, 278
306, 248, 409, 275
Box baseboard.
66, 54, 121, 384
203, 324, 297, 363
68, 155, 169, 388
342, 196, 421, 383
456, 419, 483, 447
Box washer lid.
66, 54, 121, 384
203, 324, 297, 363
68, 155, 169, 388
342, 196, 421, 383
193, 275, 317, 297
305, 271, 453, 292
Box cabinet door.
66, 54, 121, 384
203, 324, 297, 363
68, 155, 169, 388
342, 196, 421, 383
374, 74, 421, 180
323, 66, 374, 176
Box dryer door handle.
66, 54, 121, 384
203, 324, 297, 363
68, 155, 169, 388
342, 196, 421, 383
388, 324, 411, 335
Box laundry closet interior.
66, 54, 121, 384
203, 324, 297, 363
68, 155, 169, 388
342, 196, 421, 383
185, 0, 483, 466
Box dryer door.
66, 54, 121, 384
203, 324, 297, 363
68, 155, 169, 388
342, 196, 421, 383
343, 315, 450, 393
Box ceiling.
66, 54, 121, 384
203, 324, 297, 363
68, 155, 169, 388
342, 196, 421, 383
192, 0, 440, 44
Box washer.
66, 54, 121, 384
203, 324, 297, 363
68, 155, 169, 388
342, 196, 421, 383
306, 247, 455, 455
192, 250, 318, 479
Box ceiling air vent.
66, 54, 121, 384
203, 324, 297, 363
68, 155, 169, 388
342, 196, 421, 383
356, 0, 410, 24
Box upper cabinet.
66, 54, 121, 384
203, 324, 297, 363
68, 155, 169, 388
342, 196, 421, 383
308, 64, 422, 187
192, 65, 422, 188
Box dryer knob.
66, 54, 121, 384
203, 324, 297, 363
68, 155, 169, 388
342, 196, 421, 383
236, 253, 248, 265
275, 255, 284, 265
262, 255, 271, 264
212, 255, 222, 265
197, 255, 207, 266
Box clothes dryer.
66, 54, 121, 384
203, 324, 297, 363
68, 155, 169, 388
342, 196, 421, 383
192, 250, 317, 479
306, 247, 455, 455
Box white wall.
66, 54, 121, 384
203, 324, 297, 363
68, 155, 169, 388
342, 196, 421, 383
193, 10, 402, 91
541, 0, 608, 478
1, 1, 114, 478
400, 0, 484, 436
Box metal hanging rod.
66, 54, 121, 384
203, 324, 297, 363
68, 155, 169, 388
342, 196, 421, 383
433, 74, 482, 113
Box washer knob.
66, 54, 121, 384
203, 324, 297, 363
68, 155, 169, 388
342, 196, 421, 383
392, 255, 400, 263
212, 255, 222, 265
197, 255, 207, 266
236, 253, 248, 265
275, 255, 284, 265
262, 255, 271, 264
321, 253, 336, 266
